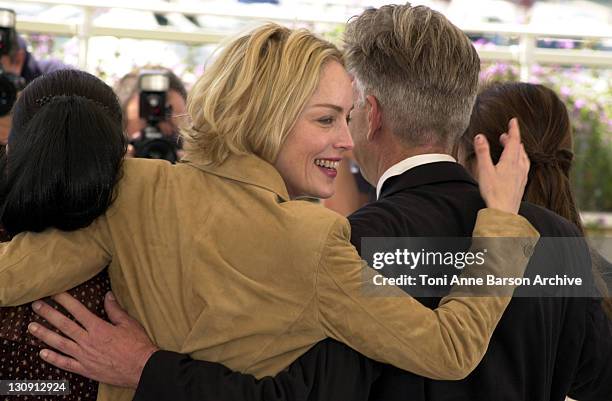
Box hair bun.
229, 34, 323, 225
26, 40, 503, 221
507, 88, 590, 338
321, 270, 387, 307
529, 149, 573, 174
34, 94, 54, 107
529, 151, 556, 166
34, 94, 115, 117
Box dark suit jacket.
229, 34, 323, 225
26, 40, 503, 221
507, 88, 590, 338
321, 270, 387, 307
134, 162, 612, 401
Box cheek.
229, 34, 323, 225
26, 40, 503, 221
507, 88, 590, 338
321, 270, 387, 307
274, 140, 327, 198
289, 145, 314, 183
349, 111, 365, 139
274, 144, 302, 194
350, 129, 365, 156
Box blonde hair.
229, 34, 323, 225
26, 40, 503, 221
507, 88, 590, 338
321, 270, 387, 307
182, 23, 343, 165
344, 4, 480, 149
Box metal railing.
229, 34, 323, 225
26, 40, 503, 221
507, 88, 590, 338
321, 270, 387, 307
7, 0, 612, 231
9, 0, 612, 78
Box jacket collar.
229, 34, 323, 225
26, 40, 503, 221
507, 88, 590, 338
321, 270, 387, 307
181, 153, 290, 202
379, 161, 478, 200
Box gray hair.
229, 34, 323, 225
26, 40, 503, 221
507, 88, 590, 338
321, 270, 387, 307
344, 3, 480, 148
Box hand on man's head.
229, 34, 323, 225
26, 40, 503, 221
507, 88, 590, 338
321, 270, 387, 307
474, 118, 530, 215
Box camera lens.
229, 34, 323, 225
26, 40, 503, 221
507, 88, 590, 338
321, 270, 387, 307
133, 137, 178, 163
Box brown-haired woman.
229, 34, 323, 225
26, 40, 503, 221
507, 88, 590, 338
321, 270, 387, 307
457, 81, 612, 318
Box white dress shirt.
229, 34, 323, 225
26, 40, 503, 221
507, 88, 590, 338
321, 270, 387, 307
376, 154, 457, 199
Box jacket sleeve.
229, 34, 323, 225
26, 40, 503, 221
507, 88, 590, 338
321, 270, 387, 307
316, 208, 540, 380
133, 339, 380, 401
0, 216, 112, 306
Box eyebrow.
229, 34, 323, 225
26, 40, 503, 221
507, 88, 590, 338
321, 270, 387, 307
310, 103, 354, 113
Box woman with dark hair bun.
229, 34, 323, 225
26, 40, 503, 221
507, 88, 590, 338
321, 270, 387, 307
0, 69, 127, 401
1, 69, 127, 234
458, 83, 579, 229
457, 82, 611, 318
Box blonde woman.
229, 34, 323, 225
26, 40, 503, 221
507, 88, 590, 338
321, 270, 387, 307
1, 24, 535, 401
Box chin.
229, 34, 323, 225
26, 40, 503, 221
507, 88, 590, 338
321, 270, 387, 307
313, 187, 335, 200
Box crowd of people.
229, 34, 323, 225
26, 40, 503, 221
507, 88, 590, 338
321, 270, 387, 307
0, 3, 610, 401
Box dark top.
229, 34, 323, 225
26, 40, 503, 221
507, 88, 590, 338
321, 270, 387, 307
133, 162, 612, 401
0, 229, 109, 401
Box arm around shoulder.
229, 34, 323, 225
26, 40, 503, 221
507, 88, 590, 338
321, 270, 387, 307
315, 211, 539, 380
0, 216, 112, 306
135, 340, 379, 401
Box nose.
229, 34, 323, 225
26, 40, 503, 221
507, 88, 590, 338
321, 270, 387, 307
334, 122, 354, 152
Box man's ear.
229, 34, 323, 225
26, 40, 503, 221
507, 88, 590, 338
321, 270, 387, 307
366, 95, 382, 141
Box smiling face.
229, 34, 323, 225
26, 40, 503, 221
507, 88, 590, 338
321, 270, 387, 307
274, 61, 354, 199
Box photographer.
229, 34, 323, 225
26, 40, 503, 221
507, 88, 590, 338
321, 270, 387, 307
0, 8, 69, 143
114, 67, 187, 162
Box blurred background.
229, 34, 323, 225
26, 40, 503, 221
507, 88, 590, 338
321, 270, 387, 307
4, 0, 612, 234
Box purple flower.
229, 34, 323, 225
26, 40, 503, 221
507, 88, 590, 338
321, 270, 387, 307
531, 64, 544, 75
560, 86, 571, 98
484, 42, 497, 50
574, 99, 586, 110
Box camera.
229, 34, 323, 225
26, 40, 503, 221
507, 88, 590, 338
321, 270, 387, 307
0, 8, 25, 117
130, 71, 181, 163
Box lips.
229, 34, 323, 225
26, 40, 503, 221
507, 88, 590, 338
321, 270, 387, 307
314, 158, 340, 179
314, 159, 340, 170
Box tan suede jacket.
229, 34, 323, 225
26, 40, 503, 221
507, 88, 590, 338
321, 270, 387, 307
0, 155, 539, 401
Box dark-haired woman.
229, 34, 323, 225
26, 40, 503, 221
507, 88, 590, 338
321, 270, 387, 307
457, 83, 581, 232
457, 81, 611, 318
0, 69, 127, 401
